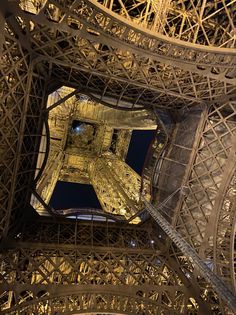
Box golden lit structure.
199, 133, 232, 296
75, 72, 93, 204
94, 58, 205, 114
32, 87, 156, 221
0, 0, 236, 314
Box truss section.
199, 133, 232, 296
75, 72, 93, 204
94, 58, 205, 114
168, 102, 236, 290
0, 219, 202, 314
94, 0, 236, 48
11, 0, 236, 110
0, 25, 46, 238
147, 101, 236, 313
143, 199, 236, 314
151, 106, 204, 221
89, 153, 143, 222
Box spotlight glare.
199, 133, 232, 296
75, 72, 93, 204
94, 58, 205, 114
74, 126, 82, 134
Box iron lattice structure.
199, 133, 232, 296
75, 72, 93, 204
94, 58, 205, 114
32, 87, 154, 219
0, 217, 212, 314
0, 0, 236, 314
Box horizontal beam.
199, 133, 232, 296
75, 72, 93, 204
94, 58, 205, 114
2, 240, 161, 255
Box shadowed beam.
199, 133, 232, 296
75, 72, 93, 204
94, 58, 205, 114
46, 88, 81, 112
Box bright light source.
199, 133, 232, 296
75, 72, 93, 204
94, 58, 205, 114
73, 125, 84, 134
130, 240, 136, 247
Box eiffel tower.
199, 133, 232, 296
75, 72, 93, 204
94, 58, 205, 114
0, 1, 236, 314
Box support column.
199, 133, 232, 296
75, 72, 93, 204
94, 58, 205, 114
89, 152, 145, 223
32, 150, 64, 215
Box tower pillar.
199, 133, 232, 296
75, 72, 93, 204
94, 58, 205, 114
89, 153, 145, 223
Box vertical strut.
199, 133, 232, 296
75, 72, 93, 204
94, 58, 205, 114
143, 198, 236, 314
0, 11, 4, 55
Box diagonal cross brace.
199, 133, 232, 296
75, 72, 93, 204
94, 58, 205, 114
142, 196, 236, 314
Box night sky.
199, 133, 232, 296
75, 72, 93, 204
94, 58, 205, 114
50, 182, 101, 209
126, 130, 155, 175
50, 130, 155, 210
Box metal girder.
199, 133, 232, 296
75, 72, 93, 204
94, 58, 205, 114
0, 27, 46, 237
145, 102, 236, 312
0, 219, 201, 315
143, 198, 236, 314
2, 0, 235, 111
95, 0, 236, 48
89, 153, 143, 221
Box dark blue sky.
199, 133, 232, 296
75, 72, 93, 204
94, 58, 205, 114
126, 130, 155, 175
50, 182, 101, 209
50, 130, 155, 210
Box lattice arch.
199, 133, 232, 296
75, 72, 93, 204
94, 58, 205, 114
1, 291, 182, 315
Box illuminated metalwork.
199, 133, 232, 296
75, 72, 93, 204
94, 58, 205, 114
4, 0, 236, 111
143, 198, 236, 313
31, 86, 155, 217
0, 0, 235, 314
0, 218, 211, 314
89, 153, 143, 222
96, 0, 236, 47
0, 30, 46, 237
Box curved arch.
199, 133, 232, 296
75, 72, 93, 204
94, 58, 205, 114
54, 207, 126, 222
21, 0, 236, 54
213, 168, 236, 292
19, 0, 236, 85
12, 9, 233, 114
34, 116, 51, 184
3, 290, 179, 315
93, 0, 236, 48
86, 0, 236, 53
83, 91, 145, 112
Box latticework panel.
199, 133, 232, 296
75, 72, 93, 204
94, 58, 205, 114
0, 25, 46, 237
214, 169, 236, 293
14, 0, 236, 110
173, 101, 236, 292
96, 0, 236, 47
0, 219, 199, 315
89, 154, 143, 221
0, 293, 179, 315
16, 219, 157, 248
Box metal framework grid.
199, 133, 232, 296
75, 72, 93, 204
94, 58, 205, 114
0, 0, 236, 314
